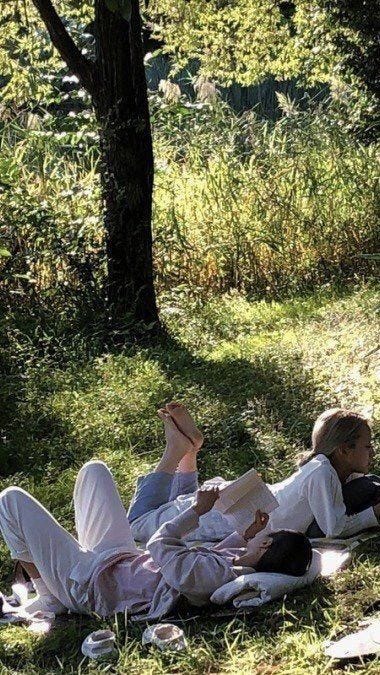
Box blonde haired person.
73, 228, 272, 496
300, 408, 374, 466
130, 405, 380, 543
301, 408, 380, 537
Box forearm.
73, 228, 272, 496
147, 507, 200, 567
332, 507, 379, 537
308, 481, 379, 537
213, 531, 247, 550
147, 507, 234, 602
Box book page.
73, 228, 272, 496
214, 469, 279, 533
221, 495, 278, 534
214, 469, 259, 510
215, 469, 277, 511
217, 468, 259, 505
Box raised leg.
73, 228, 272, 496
74, 460, 138, 554
128, 410, 194, 522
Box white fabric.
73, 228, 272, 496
131, 484, 233, 544
268, 455, 378, 537
144, 508, 251, 615
310, 530, 380, 550
325, 619, 380, 659
0, 461, 139, 613
132, 457, 379, 543
210, 548, 351, 608
0, 486, 93, 612
89, 506, 251, 620
73, 460, 139, 556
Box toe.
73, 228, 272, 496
158, 409, 178, 429
166, 401, 182, 412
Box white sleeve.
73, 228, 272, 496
213, 532, 247, 550
147, 507, 235, 604
305, 467, 378, 537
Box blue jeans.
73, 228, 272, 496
127, 471, 199, 523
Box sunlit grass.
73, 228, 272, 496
0, 285, 379, 673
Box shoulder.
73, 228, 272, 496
303, 455, 338, 484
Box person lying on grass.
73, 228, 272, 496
129, 404, 380, 544
0, 414, 312, 620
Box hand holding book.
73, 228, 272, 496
213, 468, 279, 534
243, 510, 269, 540
193, 485, 220, 517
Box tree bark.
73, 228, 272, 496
92, 0, 160, 337
32, 0, 161, 340
31, 0, 98, 94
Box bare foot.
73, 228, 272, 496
165, 402, 204, 450
156, 409, 194, 473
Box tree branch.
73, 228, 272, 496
31, 0, 98, 95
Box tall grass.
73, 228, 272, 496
153, 97, 379, 297
0, 111, 104, 357
0, 97, 379, 322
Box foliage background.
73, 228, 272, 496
0, 2, 379, 673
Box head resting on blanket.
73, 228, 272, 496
298, 408, 373, 474
235, 530, 312, 577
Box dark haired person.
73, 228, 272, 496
0, 413, 311, 620
234, 529, 312, 577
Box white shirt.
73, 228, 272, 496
268, 454, 378, 537
131, 456, 379, 543
87, 508, 250, 619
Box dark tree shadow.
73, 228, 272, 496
139, 333, 330, 479
0, 326, 331, 481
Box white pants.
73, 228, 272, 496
0, 461, 137, 613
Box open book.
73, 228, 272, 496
213, 469, 279, 534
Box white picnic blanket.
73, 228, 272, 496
210, 548, 351, 609
310, 529, 380, 550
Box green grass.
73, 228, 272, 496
1, 102, 379, 309
0, 283, 379, 673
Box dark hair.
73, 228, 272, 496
255, 530, 312, 577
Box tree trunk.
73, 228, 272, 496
93, 0, 160, 337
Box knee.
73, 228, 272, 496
76, 460, 111, 483
0, 486, 28, 511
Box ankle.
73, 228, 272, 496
177, 453, 198, 473
154, 452, 178, 474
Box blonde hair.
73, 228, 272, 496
298, 408, 370, 466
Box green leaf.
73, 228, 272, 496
0, 248, 11, 257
